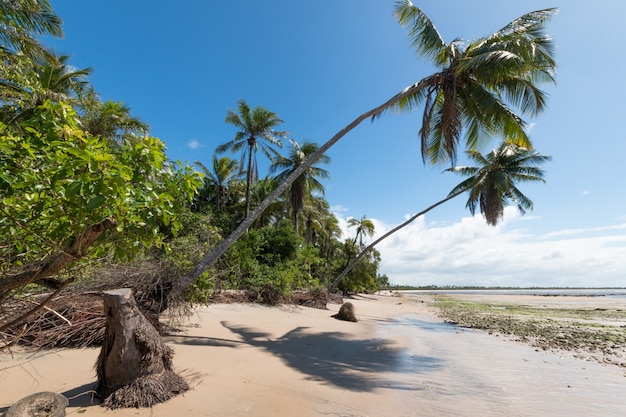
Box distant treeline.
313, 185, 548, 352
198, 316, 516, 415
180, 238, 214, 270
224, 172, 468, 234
388, 285, 626, 291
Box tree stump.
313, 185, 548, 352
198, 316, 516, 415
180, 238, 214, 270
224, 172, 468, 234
4, 392, 68, 417
95, 288, 188, 409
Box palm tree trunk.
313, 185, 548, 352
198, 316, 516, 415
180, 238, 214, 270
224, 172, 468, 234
244, 148, 254, 219
328, 190, 463, 293
171, 79, 433, 297
292, 209, 299, 235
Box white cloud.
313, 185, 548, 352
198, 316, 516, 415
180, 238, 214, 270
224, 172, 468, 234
187, 139, 203, 149
333, 207, 626, 288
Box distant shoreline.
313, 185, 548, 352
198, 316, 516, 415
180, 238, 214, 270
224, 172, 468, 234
391, 286, 626, 291
396, 288, 626, 298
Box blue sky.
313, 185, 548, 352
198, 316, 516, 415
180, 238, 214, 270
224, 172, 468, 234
46, 1, 625, 287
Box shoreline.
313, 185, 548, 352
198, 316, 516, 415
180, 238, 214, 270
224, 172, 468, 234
2, 292, 625, 416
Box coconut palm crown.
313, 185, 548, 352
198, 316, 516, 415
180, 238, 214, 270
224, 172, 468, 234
270, 139, 331, 234
0, 0, 62, 62
216, 99, 287, 219
446, 142, 551, 225
387, 1, 557, 165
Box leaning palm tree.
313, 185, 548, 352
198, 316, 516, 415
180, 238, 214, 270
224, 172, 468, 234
216, 99, 287, 219
328, 142, 551, 292
0, 0, 62, 62
270, 139, 331, 234
172, 3, 557, 297
389, 1, 555, 165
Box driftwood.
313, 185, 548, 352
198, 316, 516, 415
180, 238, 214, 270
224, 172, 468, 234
95, 288, 188, 409
3, 391, 68, 417
331, 302, 358, 322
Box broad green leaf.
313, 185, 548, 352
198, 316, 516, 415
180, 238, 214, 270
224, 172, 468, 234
86, 195, 105, 211
65, 181, 82, 198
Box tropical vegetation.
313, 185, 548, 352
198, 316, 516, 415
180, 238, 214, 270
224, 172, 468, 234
175, 1, 558, 293
1, 0, 558, 342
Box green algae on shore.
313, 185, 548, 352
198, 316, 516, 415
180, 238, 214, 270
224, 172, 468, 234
433, 296, 626, 368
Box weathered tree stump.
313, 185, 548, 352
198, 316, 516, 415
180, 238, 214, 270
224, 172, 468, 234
4, 392, 68, 417
331, 302, 358, 322
95, 288, 188, 409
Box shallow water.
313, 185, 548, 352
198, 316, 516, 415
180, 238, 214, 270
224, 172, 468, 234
375, 313, 626, 417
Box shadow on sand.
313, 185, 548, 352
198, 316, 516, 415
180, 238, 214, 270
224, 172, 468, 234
220, 321, 442, 392
60, 381, 101, 408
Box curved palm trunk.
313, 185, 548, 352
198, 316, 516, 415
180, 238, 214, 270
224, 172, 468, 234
328, 190, 463, 293
171, 79, 433, 296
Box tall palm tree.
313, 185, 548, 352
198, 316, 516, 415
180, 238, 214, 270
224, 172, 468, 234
0, 0, 62, 62
270, 139, 331, 234
216, 99, 287, 219
194, 155, 239, 212
328, 142, 551, 292
173, 4, 557, 297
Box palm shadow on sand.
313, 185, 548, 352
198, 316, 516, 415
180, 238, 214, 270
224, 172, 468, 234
221, 321, 442, 392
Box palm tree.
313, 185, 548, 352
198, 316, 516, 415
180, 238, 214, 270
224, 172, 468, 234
328, 143, 551, 292
301, 195, 334, 244
270, 139, 331, 234
446, 142, 551, 225
248, 177, 284, 229
194, 156, 239, 212
391, 1, 555, 165
79, 90, 148, 144
347, 215, 375, 248
1, 54, 92, 125
216, 99, 287, 219
173, 4, 557, 297
31, 55, 91, 103
0, 0, 62, 62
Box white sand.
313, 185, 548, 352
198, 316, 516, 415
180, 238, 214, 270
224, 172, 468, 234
1, 293, 625, 416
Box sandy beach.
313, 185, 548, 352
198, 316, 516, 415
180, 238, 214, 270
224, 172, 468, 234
1, 292, 625, 417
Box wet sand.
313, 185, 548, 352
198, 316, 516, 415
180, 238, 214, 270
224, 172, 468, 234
1, 292, 625, 416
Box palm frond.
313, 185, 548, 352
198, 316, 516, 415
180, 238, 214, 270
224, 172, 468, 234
394, 1, 446, 65
493, 8, 559, 43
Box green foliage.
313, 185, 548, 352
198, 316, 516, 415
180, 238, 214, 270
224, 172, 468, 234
257, 221, 300, 266
337, 242, 381, 294
0, 101, 202, 274
162, 210, 222, 304
217, 222, 328, 302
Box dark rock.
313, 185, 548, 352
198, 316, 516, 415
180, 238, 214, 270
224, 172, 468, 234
331, 302, 358, 322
